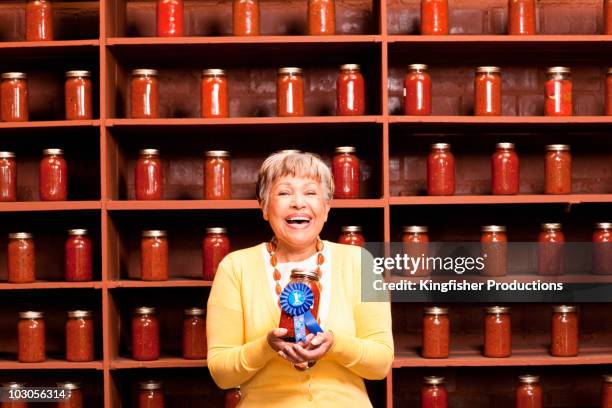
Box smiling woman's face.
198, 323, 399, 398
262, 175, 330, 252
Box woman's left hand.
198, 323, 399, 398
292, 331, 334, 363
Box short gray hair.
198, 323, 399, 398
256, 151, 334, 210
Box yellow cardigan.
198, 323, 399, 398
206, 241, 394, 407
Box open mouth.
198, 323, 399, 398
285, 215, 312, 227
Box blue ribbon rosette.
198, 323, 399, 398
279, 282, 323, 342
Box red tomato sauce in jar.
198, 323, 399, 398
131, 69, 159, 119
538, 223, 564, 276
278, 269, 320, 342
233, 0, 259, 36
8, 232, 35, 283
484, 306, 511, 358
308, 0, 335, 35
593, 222, 612, 275
132, 307, 160, 361
65, 229, 93, 282
157, 0, 184, 37
516, 375, 542, 408
203, 227, 229, 280
204, 151, 231, 200
602, 375, 612, 408
18, 311, 45, 363
421, 0, 448, 35
1, 382, 28, 408
474, 66, 502, 116
277, 67, 304, 117
56, 382, 83, 408
422, 306, 449, 358
1, 73, 28, 122
606, 1, 612, 34
402, 226, 430, 277
66, 310, 94, 362
336, 64, 365, 116
0, 151, 17, 202
421, 376, 447, 408
545, 67, 572, 116
427, 143, 455, 196
509, 0, 536, 35
544, 144, 571, 195
183, 308, 206, 359
26, 0, 53, 41
225, 389, 241, 408
139, 381, 164, 408
39, 148, 67, 201
491, 142, 519, 195
201, 69, 229, 118
135, 149, 163, 200
481, 225, 507, 277
551, 305, 578, 357
338, 226, 365, 247
333, 146, 360, 199
404, 64, 431, 115
65, 71, 93, 120
141, 230, 168, 281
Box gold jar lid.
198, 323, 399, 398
142, 230, 166, 238
1, 382, 26, 389
134, 307, 156, 315
132, 69, 158, 76
19, 311, 44, 319
290, 268, 320, 281
43, 148, 64, 155
482, 225, 506, 233
68, 229, 88, 236
205, 150, 230, 158
278, 67, 303, 75
476, 66, 501, 74
485, 306, 510, 314
341, 226, 362, 233
431, 143, 450, 150
408, 64, 428, 71
545, 144, 570, 152
139, 149, 160, 156
541, 223, 561, 230
68, 310, 93, 318
424, 306, 448, 315
278, 149, 302, 154
518, 375, 540, 384
57, 382, 81, 390
335, 146, 356, 154
0, 151, 16, 158
1, 72, 27, 79
496, 142, 515, 149
184, 307, 205, 316
202, 69, 226, 76
553, 305, 576, 313
547, 67, 571, 75
403, 226, 428, 233
340, 64, 360, 71
596, 222, 612, 229
9, 232, 32, 239
139, 380, 162, 390
603, 375, 612, 383
66, 70, 91, 78
206, 227, 227, 234
423, 376, 445, 385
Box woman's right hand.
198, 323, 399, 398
267, 328, 310, 365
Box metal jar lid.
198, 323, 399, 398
408, 64, 428, 71
547, 67, 571, 75
139, 380, 162, 390
596, 222, 612, 229
19, 311, 44, 319
278, 149, 302, 154
1, 382, 26, 389
132, 69, 158, 76
603, 375, 612, 383
341, 226, 362, 233
68, 229, 88, 236
290, 268, 320, 281
43, 148, 64, 155
139, 149, 160, 156
545, 144, 570, 152
482, 225, 506, 233
278, 67, 303, 75
206, 227, 227, 234
205, 150, 230, 158
142, 230, 167, 238
9, 232, 32, 239
67, 310, 93, 318
202, 69, 226, 76
403, 226, 428, 234
485, 306, 510, 314
335, 146, 356, 154
431, 143, 450, 150
57, 382, 81, 390
423, 376, 445, 385
553, 305, 576, 313
66, 70, 91, 78
1, 72, 27, 79
340, 64, 360, 71
134, 307, 156, 315
496, 142, 515, 149
423, 306, 448, 315
608, 68, 612, 75
0, 151, 16, 158
518, 375, 540, 384
541, 223, 562, 230
476, 66, 501, 74
184, 307, 205, 316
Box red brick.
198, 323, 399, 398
573, 67, 604, 92
450, 8, 485, 34
432, 96, 461, 115
574, 93, 601, 115
540, 2, 598, 34
517, 95, 545, 116
502, 95, 517, 116
502, 68, 540, 92
489, 6, 508, 34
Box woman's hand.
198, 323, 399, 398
267, 328, 310, 365
292, 331, 334, 363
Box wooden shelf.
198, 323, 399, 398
0, 40, 100, 58
107, 35, 381, 45
0, 201, 102, 212
388, 35, 612, 44
0, 120, 100, 129
389, 195, 612, 206
107, 280, 213, 288
106, 199, 384, 210
106, 117, 382, 127
389, 116, 612, 125
0, 358, 104, 370
110, 357, 207, 370
0, 281, 102, 290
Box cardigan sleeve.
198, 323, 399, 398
325, 247, 394, 380
206, 255, 277, 389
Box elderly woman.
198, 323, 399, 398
206, 151, 393, 407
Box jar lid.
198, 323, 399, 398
603, 375, 612, 383
482, 225, 506, 233
19, 311, 43, 319
340, 64, 360, 71
596, 222, 612, 229
545, 144, 570, 151
1, 72, 26, 79
66, 70, 91, 78
206, 227, 227, 234
547, 67, 571, 74
553, 305, 576, 313
134, 306, 156, 315
608, 68, 612, 75
139, 149, 160, 156
541, 223, 562, 230
496, 142, 515, 149
0, 151, 16, 158
486, 306, 510, 314
431, 143, 450, 150
278, 149, 302, 154
408, 64, 428, 71
423, 306, 448, 315
68, 229, 88, 236
43, 148, 64, 155
518, 375, 540, 384
402, 226, 428, 233
142, 230, 166, 238
9, 232, 32, 239
202, 69, 226, 76
335, 146, 356, 154
341, 226, 362, 233
184, 307, 205, 316
205, 150, 230, 158
290, 268, 320, 281
278, 67, 303, 75
423, 376, 445, 385
132, 69, 158, 76
139, 380, 162, 390
67, 310, 93, 318
1, 382, 26, 389
476, 66, 501, 74
57, 382, 81, 390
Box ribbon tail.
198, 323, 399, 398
293, 314, 306, 343
303, 310, 323, 335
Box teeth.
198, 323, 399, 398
287, 216, 311, 223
